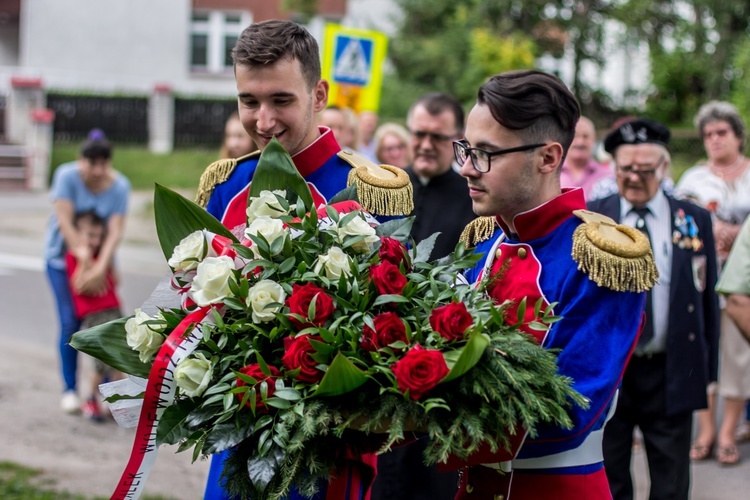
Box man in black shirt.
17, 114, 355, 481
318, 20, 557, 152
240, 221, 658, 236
404, 92, 476, 259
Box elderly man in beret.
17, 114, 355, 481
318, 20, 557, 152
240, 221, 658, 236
588, 118, 720, 500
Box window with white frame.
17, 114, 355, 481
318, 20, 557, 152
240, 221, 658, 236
190, 11, 251, 74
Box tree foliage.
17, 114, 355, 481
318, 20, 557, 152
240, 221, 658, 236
384, 0, 539, 109
383, 0, 750, 126
611, 0, 750, 125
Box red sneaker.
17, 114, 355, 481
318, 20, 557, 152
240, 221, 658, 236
82, 399, 103, 422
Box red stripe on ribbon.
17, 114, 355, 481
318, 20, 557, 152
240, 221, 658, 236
111, 306, 211, 499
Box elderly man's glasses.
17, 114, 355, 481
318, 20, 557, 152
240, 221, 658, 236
453, 140, 547, 173
615, 155, 666, 178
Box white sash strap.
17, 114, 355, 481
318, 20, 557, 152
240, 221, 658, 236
511, 428, 604, 470
509, 390, 619, 470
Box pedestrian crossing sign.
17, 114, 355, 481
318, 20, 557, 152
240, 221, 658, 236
322, 24, 388, 113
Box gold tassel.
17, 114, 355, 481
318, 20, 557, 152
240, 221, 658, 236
571, 222, 659, 292
459, 216, 498, 247
194, 158, 238, 208
347, 165, 414, 216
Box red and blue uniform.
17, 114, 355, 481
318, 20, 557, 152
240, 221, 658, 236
444, 188, 644, 499
204, 127, 377, 500
207, 127, 352, 233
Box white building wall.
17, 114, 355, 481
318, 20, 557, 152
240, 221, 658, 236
8, 0, 238, 98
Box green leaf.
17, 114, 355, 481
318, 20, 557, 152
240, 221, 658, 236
373, 294, 410, 306
272, 388, 302, 401
153, 184, 237, 261
70, 317, 150, 378
312, 353, 368, 397
415, 232, 440, 263
441, 333, 490, 383
329, 184, 359, 204
264, 398, 292, 409
247, 447, 286, 492
278, 256, 296, 274
375, 217, 414, 242
249, 138, 313, 210
156, 403, 192, 446
516, 296, 528, 325
204, 422, 253, 454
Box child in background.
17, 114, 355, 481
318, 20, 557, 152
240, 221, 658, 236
66, 210, 124, 421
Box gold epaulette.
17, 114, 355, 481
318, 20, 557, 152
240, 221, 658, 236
338, 149, 414, 216
571, 209, 658, 292
194, 151, 260, 208
459, 216, 498, 247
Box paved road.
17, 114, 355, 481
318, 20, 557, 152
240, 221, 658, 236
0, 189, 748, 499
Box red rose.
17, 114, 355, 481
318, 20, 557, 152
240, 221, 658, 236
282, 335, 323, 383
429, 302, 473, 341
379, 237, 409, 267
392, 344, 449, 400
286, 283, 335, 329
360, 312, 408, 352
370, 261, 407, 295
235, 364, 281, 410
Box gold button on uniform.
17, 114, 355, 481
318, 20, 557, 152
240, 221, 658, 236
517, 247, 527, 259
466, 484, 474, 493
495, 248, 502, 259
494, 495, 505, 500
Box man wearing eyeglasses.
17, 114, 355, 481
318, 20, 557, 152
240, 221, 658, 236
442, 70, 654, 499
402, 92, 477, 260
589, 119, 719, 500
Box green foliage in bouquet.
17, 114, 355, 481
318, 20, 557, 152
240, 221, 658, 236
72, 139, 588, 500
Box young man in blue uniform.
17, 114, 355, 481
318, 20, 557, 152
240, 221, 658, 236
445, 70, 655, 499
197, 19, 411, 500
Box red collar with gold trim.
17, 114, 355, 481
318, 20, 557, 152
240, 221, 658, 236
496, 188, 586, 241
293, 126, 341, 177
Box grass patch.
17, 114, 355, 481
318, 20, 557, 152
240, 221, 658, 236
51, 144, 221, 191
0, 461, 174, 500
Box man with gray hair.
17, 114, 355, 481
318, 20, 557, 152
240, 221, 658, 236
589, 118, 720, 499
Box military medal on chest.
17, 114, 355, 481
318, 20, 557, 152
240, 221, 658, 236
672, 208, 703, 251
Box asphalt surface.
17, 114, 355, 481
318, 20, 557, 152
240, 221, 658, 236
0, 188, 748, 499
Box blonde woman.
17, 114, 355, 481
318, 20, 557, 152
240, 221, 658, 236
374, 122, 412, 169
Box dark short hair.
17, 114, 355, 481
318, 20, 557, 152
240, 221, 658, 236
74, 210, 106, 229
232, 19, 321, 90
80, 136, 112, 160
476, 70, 580, 158
694, 100, 746, 151
408, 92, 465, 134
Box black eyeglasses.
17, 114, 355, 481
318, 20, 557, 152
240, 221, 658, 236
453, 140, 547, 173
409, 129, 461, 144
615, 155, 666, 178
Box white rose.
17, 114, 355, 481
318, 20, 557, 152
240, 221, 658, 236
246, 190, 287, 223
336, 215, 379, 253
248, 279, 286, 323
125, 308, 166, 363
314, 246, 352, 282
244, 216, 287, 258
168, 230, 206, 271
189, 256, 236, 306
174, 352, 213, 398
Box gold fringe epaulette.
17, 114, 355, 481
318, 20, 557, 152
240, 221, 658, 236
571, 209, 658, 292
459, 216, 498, 247
194, 151, 259, 208
338, 149, 413, 216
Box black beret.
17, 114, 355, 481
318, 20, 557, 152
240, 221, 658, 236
603, 118, 671, 154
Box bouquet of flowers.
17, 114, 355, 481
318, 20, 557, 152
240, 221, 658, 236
72, 139, 586, 500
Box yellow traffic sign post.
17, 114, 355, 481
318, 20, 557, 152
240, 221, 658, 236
321, 24, 388, 113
